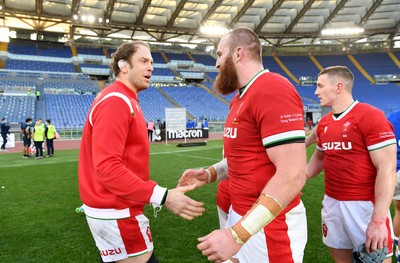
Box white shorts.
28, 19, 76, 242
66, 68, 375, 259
321, 194, 393, 255
227, 201, 307, 263
86, 214, 154, 262
217, 206, 228, 229
393, 171, 400, 200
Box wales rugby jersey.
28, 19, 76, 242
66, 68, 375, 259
79, 81, 162, 217
316, 101, 396, 201
223, 70, 306, 215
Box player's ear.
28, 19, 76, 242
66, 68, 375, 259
336, 82, 343, 93
236, 47, 243, 62
118, 60, 128, 73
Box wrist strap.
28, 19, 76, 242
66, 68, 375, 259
160, 189, 168, 205
208, 158, 228, 183
205, 168, 212, 183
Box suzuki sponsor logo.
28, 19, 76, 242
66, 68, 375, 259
100, 248, 123, 257
321, 142, 352, 150
223, 127, 237, 139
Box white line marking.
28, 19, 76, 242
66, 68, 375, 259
0, 146, 222, 168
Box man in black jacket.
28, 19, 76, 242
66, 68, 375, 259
1, 117, 10, 150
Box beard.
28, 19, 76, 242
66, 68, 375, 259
213, 56, 238, 95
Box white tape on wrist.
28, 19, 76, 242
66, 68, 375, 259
212, 158, 228, 181
241, 204, 274, 235
205, 168, 211, 183
231, 194, 283, 244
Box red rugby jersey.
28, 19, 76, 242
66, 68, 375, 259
78, 81, 158, 215
316, 101, 396, 201
224, 70, 306, 215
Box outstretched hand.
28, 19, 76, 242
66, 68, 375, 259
164, 184, 205, 220
177, 168, 209, 188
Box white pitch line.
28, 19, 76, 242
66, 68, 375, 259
150, 145, 221, 155
171, 153, 221, 161
1, 146, 222, 168
1, 158, 79, 168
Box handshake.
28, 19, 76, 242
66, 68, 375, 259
160, 167, 211, 220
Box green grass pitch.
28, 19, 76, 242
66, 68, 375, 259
1, 140, 393, 262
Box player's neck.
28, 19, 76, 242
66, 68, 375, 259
237, 62, 264, 88
332, 96, 355, 114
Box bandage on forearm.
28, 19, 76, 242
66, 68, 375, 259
231, 194, 283, 244
207, 158, 228, 183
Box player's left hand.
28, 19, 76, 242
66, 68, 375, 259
197, 228, 241, 262
364, 220, 388, 253
177, 168, 209, 188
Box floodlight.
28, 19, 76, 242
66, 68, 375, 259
0, 27, 9, 42
200, 25, 229, 37
321, 27, 364, 36
88, 15, 95, 23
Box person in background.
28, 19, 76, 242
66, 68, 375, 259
186, 119, 194, 129
202, 118, 209, 129
32, 120, 45, 159
36, 89, 40, 101
1, 117, 10, 150
45, 119, 56, 157
155, 119, 164, 142
78, 41, 204, 263
307, 118, 312, 130
21, 118, 33, 159
147, 119, 155, 142
306, 66, 396, 262
388, 109, 400, 262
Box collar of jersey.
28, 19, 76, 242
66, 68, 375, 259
114, 80, 138, 100
239, 69, 269, 99
332, 100, 358, 121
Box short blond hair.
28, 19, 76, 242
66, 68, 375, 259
318, 66, 354, 85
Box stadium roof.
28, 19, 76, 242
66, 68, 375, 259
1, 0, 399, 48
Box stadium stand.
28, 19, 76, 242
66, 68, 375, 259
278, 55, 320, 84
0, 96, 35, 124
164, 52, 192, 61
45, 94, 95, 128
6, 59, 76, 72
160, 85, 229, 121
77, 47, 105, 56
138, 87, 176, 121
0, 37, 399, 129
152, 52, 167, 63
191, 54, 216, 66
